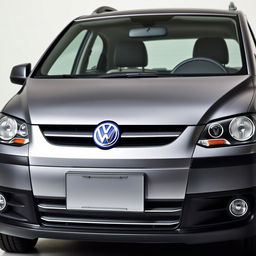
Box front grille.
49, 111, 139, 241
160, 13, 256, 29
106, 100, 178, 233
37, 198, 183, 232
40, 125, 186, 147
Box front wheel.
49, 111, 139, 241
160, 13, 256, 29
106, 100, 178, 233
0, 233, 38, 253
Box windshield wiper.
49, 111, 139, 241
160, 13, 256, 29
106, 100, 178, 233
99, 72, 159, 78
34, 74, 101, 79
34, 72, 160, 79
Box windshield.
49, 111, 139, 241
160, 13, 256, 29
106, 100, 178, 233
33, 15, 247, 78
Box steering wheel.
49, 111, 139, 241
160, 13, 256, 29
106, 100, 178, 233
172, 57, 227, 74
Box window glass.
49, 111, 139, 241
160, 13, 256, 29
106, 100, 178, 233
35, 16, 247, 78
225, 39, 242, 69
145, 39, 243, 71
145, 39, 196, 70
48, 31, 87, 75
87, 36, 104, 70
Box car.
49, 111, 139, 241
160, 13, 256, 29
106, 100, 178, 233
0, 2, 256, 254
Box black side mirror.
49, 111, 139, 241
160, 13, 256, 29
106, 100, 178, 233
10, 63, 31, 85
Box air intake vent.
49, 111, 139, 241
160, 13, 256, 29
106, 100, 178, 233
40, 125, 186, 147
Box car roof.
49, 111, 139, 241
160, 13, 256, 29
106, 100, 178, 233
76, 8, 241, 21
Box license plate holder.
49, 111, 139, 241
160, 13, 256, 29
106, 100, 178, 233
66, 173, 144, 212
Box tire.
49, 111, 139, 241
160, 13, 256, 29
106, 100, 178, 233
243, 236, 256, 256
0, 233, 38, 253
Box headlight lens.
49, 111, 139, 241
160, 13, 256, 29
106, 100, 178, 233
208, 123, 224, 138
0, 116, 18, 140
0, 114, 29, 145
229, 116, 255, 141
198, 115, 256, 147
18, 123, 29, 137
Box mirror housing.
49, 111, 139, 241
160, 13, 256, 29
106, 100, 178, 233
10, 63, 31, 85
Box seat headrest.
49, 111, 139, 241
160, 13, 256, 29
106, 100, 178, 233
114, 41, 148, 68
193, 38, 229, 65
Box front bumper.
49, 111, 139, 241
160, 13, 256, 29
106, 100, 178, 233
0, 216, 255, 244
1, 127, 256, 244
0, 186, 255, 244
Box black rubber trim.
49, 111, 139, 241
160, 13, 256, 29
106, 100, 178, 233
0, 188, 255, 243
181, 187, 256, 231
0, 217, 255, 244
0, 186, 38, 224
191, 153, 256, 169
0, 154, 28, 166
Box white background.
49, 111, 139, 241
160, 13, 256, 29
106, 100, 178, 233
0, 0, 256, 109
0, 1, 255, 255
0, 0, 255, 110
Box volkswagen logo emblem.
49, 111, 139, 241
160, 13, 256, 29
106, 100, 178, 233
93, 122, 120, 149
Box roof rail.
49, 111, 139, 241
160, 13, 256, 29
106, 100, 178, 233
92, 6, 117, 15
229, 2, 237, 11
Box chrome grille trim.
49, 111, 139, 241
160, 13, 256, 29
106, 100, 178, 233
40, 125, 186, 147
43, 131, 92, 138
41, 216, 180, 226
37, 198, 183, 231
121, 132, 181, 138
38, 203, 182, 213
43, 131, 181, 139
145, 208, 182, 213
38, 204, 66, 210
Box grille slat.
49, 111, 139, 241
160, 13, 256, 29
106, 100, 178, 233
44, 131, 92, 138
38, 204, 182, 214
40, 125, 186, 147
37, 198, 183, 231
41, 216, 179, 226
145, 208, 182, 213
38, 204, 66, 210
122, 132, 181, 138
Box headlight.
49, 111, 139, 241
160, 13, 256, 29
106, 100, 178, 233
198, 115, 256, 147
0, 116, 18, 140
229, 116, 255, 141
0, 114, 29, 145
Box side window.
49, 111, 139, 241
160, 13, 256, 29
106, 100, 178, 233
48, 30, 87, 75
87, 36, 104, 70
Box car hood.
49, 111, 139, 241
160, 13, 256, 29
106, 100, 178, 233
3, 75, 254, 125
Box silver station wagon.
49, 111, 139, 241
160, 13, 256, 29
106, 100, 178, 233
1, 3, 256, 254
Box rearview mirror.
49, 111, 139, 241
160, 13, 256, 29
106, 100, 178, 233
129, 27, 167, 38
10, 63, 31, 85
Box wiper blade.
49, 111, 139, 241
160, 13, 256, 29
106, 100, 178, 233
99, 72, 159, 78
34, 74, 101, 79
34, 72, 160, 79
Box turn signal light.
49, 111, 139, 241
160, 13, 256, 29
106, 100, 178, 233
198, 139, 230, 147
11, 138, 29, 145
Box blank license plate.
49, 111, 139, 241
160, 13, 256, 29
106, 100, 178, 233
66, 173, 144, 212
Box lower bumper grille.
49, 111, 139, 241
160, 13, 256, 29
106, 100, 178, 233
37, 198, 183, 232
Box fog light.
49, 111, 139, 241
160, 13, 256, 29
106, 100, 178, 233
0, 194, 7, 212
229, 199, 248, 217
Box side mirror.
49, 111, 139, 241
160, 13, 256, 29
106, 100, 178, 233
10, 63, 31, 85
